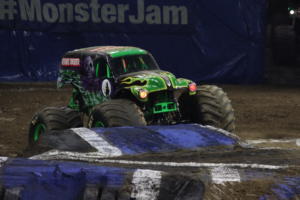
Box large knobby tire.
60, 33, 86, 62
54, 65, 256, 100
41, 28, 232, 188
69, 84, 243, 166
88, 99, 146, 128
28, 107, 82, 146
191, 85, 235, 132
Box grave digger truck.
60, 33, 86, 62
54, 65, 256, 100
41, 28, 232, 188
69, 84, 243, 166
28, 46, 235, 145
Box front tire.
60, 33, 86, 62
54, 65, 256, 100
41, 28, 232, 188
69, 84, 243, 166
190, 85, 235, 132
88, 99, 146, 128
28, 107, 82, 146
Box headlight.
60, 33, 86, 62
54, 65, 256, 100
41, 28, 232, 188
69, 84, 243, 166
139, 89, 148, 99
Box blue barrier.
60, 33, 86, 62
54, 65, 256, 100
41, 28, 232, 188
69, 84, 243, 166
259, 177, 300, 200
0, 0, 266, 83
1, 158, 129, 199
94, 124, 237, 155
0, 158, 205, 200
1, 124, 300, 199
1, 158, 299, 200
34, 124, 238, 156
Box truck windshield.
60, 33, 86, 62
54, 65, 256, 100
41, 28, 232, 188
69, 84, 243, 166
110, 54, 159, 76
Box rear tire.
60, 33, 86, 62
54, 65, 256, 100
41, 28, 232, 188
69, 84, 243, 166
88, 99, 146, 128
28, 107, 82, 146
190, 85, 235, 132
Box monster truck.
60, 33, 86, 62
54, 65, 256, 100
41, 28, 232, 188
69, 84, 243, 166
28, 46, 235, 145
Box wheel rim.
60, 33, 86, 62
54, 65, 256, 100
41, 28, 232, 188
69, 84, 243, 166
94, 121, 105, 128
33, 123, 46, 142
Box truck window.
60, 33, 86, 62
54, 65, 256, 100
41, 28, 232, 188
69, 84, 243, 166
94, 57, 110, 78
111, 54, 159, 76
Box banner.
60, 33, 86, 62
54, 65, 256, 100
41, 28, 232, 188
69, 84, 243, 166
0, 0, 267, 83
0, 0, 193, 33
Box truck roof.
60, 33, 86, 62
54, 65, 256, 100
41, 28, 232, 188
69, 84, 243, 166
66, 46, 148, 58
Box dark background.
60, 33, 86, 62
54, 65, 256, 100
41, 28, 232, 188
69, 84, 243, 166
0, 0, 267, 84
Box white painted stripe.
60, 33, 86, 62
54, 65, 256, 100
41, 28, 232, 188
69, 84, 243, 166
131, 169, 162, 200
30, 150, 288, 170
0, 157, 8, 167
30, 150, 120, 160
296, 139, 300, 147
198, 124, 241, 141
257, 147, 285, 150
95, 159, 287, 169
246, 138, 300, 145
210, 167, 240, 184
71, 128, 122, 157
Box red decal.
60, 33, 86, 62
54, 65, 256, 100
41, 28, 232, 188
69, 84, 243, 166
61, 58, 80, 67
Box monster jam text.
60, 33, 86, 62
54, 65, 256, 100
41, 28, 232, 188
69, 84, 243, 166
0, 0, 188, 25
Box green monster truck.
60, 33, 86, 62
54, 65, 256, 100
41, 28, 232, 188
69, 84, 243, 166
28, 46, 235, 145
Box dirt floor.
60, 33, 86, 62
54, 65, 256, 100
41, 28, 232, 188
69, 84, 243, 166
0, 83, 299, 157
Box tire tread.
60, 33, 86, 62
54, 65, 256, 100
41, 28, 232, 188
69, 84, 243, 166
192, 85, 236, 132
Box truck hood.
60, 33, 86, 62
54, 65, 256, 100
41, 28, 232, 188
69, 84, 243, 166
118, 70, 191, 94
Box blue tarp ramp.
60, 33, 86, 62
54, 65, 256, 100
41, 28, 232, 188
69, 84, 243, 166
1, 124, 300, 199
